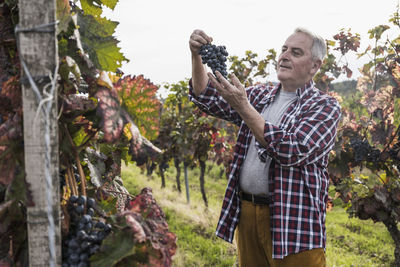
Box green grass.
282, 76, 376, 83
326, 205, 394, 266
121, 162, 395, 267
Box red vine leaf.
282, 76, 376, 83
1, 76, 21, 115
62, 94, 97, 115
95, 87, 124, 143
333, 30, 360, 55
114, 75, 161, 140
123, 187, 177, 266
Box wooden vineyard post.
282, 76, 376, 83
18, 0, 61, 266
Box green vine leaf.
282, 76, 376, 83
90, 228, 137, 266
77, 12, 128, 72
100, 0, 118, 10
80, 0, 103, 17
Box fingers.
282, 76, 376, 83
191, 29, 213, 43
207, 72, 223, 91
230, 74, 244, 91
189, 29, 213, 53
215, 71, 231, 89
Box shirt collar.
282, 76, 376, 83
296, 80, 315, 98
259, 80, 314, 106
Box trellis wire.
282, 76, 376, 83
15, 21, 59, 267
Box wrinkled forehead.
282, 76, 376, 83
283, 32, 313, 52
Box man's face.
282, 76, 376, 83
277, 32, 319, 90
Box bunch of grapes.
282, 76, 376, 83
350, 138, 382, 163
366, 148, 381, 162
350, 138, 373, 162
199, 43, 229, 78
62, 195, 111, 267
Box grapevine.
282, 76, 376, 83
0, 0, 176, 266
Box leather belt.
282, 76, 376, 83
240, 191, 273, 205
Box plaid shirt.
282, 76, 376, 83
188, 79, 341, 259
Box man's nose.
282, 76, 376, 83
279, 50, 290, 60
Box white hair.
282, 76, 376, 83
294, 27, 326, 61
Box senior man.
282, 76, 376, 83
188, 28, 341, 267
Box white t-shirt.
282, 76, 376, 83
239, 89, 297, 195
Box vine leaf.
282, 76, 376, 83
84, 148, 107, 188
90, 228, 137, 267
80, 0, 118, 17
114, 75, 161, 140
95, 86, 124, 143
100, 0, 118, 10
62, 94, 97, 115
80, 0, 102, 17
56, 0, 71, 34
77, 12, 128, 72
91, 188, 177, 266
95, 81, 161, 164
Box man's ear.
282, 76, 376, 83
310, 59, 322, 75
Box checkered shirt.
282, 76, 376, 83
188, 79, 341, 259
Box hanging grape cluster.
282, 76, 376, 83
62, 195, 111, 267
349, 138, 381, 163
199, 43, 229, 78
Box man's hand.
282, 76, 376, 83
207, 71, 248, 112
189, 29, 213, 55
190, 29, 212, 96
208, 71, 268, 147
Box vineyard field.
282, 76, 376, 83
122, 162, 395, 267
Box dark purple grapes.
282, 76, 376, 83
199, 43, 229, 78
75, 205, 84, 214
62, 195, 111, 266
81, 215, 92, 224
87, 207, 95, 217
77, 196, 86, 206
95, 221, 105, 229
366, 149, 380, 162
350, 138, 382, 163
69, 195, 78, 204
87, 197, 95, 208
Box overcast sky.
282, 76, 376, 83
103, 0, 398, 89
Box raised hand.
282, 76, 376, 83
207, 71, 248, 112
189, 29, 213, 54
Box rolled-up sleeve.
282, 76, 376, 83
188, 79, 243, 126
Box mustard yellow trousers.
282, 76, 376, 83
235, 200, 326, 267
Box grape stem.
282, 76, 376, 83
63, 123, 87, 197
66, 162, 78, 196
